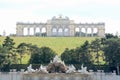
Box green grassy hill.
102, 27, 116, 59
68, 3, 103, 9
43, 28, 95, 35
0, 37, 96, 54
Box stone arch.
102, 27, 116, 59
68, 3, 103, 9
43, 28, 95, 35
81, 27, 86, 37
41, 27, 46, 33
23, 27, 28, 36
87, 28, 92, 37
75, 27, 80, 36
35, 27, 40, 33
58, 27, 63, 36
35, 27, 41, 36
93, 28, 98, 36
75, 27, 80, 32
64, 27, 69, 36
29, 27, 34, 36
52, 27, 57, 36
41, 27, 47, 36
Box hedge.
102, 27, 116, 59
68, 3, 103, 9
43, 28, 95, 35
0, 64, 117, 72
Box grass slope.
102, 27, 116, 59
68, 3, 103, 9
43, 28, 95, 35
0, 37, 96, 54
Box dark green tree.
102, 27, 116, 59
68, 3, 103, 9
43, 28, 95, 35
30, 47, 56, 64
0, 53, 6, 69
76, 40, 93, 66
61, 48, 77, 64
27, 44, 39, 55
0, 45, 11, 70
1, 36, 18, 65
90, 38, 102, 66
17, 43, 29, 64
103, 38, 120, 74
2, 36, 15, 51
0, 45, 7, 69
61, 40, 93, 67
9, 49, 18, 64
0, 45, 9, 54
105, 33, 118, 39
61, 48, 71, 64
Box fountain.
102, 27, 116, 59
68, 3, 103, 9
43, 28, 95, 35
23, 55, 93, 80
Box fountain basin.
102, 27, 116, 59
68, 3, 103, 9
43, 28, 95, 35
23, 73, 93, 80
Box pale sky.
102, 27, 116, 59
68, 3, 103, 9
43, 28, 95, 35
0, 0, 120, 35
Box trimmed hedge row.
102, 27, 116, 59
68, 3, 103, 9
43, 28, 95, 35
1, 64, 115, 72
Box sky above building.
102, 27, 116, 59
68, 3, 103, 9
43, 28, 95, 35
0, 0, 120, 35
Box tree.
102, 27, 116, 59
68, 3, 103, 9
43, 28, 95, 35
30, 47, 56, 64
17, 43, 29, 64
105, 33, 118, 39
0, 45, 9, 54
27, 44, 39, 55
61, 48, 71, 63
2, 36, 15, 51
61, 40, 93, 67
0, 46, 7, 69
0, 45, 11, 70
90, 38, 102, 66
0, 53, 6, 69
9, 49, 18, 64
0, 36, 19, 70
61, 48, 77, 64
103, 38, 120, 74
76, 40, 93, 66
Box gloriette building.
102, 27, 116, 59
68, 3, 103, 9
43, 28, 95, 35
16, 15, 105, 37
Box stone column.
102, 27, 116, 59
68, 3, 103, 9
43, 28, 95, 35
96, 23, 105, 37
98, 27, 105, 37
62, 29, 64, 36
34, 28, 36, 36
69, 25, 75, 36
79, 28, 81, 37
16, 26, 24, 36
56, 29, 58, 36
46, 25, 52, 36
91, 28, 94, 37
39, 28, 41, 36
22, 28, 24, 36
63, 29, 64, 36
39, 28, 41, 33
85, 28, 87, 37
27, 28, 30, 36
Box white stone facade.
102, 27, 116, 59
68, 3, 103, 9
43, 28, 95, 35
16, 16, 105, 37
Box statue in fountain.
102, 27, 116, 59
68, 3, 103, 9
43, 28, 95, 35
26, 64, 35, 73
66, 64, 76, 73
38, 65, 48, 73
47, 55, 67, 73
53, 55, 61, 63
78, 64, 89, 74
